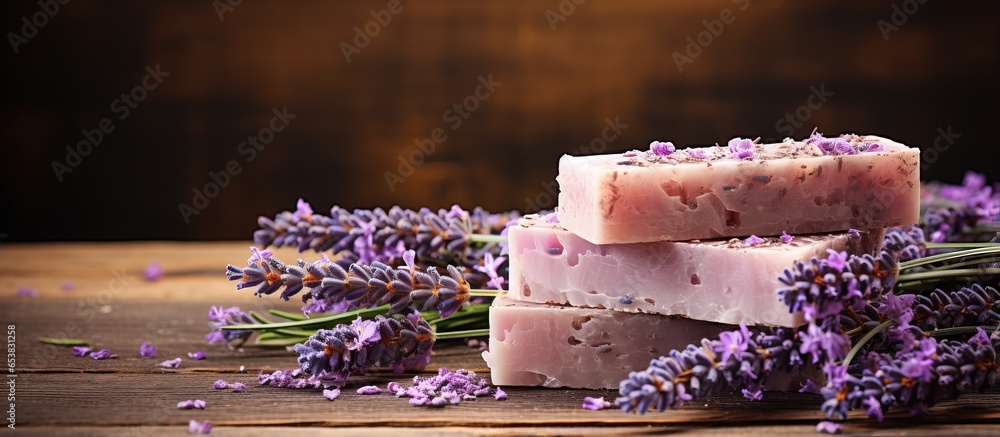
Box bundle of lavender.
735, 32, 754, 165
213, 203, 515, 403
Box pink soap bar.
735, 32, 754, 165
484, 297, 815, 389
509, 215, 886, 327
556, 135, 919, 244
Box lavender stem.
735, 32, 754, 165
842, 320, 892, 368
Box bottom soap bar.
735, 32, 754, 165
484, 296, 815, 390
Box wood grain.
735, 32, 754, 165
2, 242, 998, 434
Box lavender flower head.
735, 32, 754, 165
649, 141, 675, 156
474, 252, 506, 290
205, 305, 255, 347
293, 314, 434, 387
728, 137, 755, 160
776, 249, 898, 323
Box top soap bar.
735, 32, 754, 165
556, 134, 920, 244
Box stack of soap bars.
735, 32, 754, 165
484, 133, 920, 389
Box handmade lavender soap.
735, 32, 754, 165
484, 297, 813, 389
556, 134, 919, 244
509, 214, 886, 327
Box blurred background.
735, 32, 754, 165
1, 0, 997, 241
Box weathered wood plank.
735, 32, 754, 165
2, 242, 999, 432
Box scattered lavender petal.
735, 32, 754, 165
357, 385, 382, 395
177, 399, 206, 410
72, 346, 92, 357
816, 421, 841, 434
144, 261, 163, 281
494, 387, 507, 401
231, 382, 246, 393
61, 281, 75, 291
16, 286, 38, 298
744, 235, 766, 246
139, 341, 157, 358
780, 231, 793, 244
323, 388, 341, 400
188, 350, 207, 360
89, 349, 118, 360
161, 358, 182, 368
213, 379, 229, 389
582, 396, 609, 411
188, 419, 212, 434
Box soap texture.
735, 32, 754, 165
509, 214, 886, 327
556, 135, 919, 244
484, 296, 816, 389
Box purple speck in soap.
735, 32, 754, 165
547, 247, 562, 255
865, 141, 884, 152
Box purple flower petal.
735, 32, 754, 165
494, 387, 507, 401
357, 385, 382, 395
161, 358, 182, 368
213, 379, 229, 389
816, 421, 841, 434
649, 141, 676, 156
744, 235, 766, 246
188, 350, 207, 360
72, 346, 92, 357
16, 286, 38, 298
582, 396, 609, 411
177, 399, 206, 410
89, 349, 118, 360
862, 396, 883, 422
144, 261, 163, 281
323, 388, 341, 400
188, 419, 212, 434
139, 341, 157, 358
231, 382, 246, 393
780, 231, 793, 244
61, 281, 75, 291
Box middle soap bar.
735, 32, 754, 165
508, 214, 886, 327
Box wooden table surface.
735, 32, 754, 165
2, 242, 998, 436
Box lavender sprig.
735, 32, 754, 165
292, 313, 434, 387
913, 285, 1000, 331
922, 172, 1000, 243
822, 329, 998, 420
615, 324, 837, 413
777, 249, 898, 323
884, 226, 927, 263
226, 248, 472, 318
253, 201, 515, 269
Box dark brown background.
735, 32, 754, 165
2, 0, 997, 241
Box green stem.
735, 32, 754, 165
268, 309, 308, 321
927, 256, 1000, 271
925, 325, 999, 338
896, 268, 1000, 283
433, 328, 490, 340
223, 305, 392, 331
899, 246, 1000, 270
843, 320, 892, 368
469, 234, 508, 244
469, 289, 500, 297
924, 242, 1000, 250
